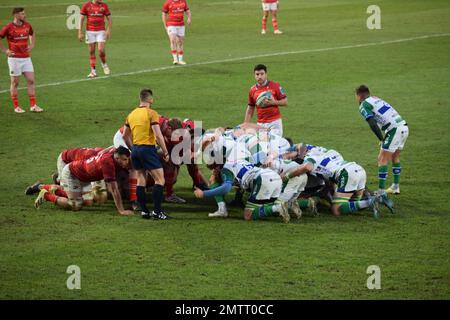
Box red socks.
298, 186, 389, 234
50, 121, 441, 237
129, 178, 137, 202
272, 18, 278, 30
11, 94, 19, 109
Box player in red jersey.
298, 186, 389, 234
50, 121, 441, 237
34, 146, 134, 216
0, 7, 43, 113
261, 0, 282, 35
162, 0, 191, 65
244, 64, 288, 137
79, 0, 112, 78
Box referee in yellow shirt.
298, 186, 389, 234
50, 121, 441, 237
123, 88, 171, 220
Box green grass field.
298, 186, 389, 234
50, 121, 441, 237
0, 0, 449, 299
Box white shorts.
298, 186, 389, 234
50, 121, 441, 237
382, 124, 409, 153
262, 2, 278, 11
275, 160, 307, 202
257, 119, 283, 137
8, 57, 34, 76
91, 180, 107, 192
250, 169, 282, 201
60, 164, 93, 200
336, 163, 366, 193
85, 30, 106, 44
113, 130, 129, 150
57, 153, 67, 178
167, 26, 185, 37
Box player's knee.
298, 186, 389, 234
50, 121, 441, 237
83, 199, 94, 207
27, 78, 35, 86
95, 191, 108, 204
331, 204, 341, 217
11, 79, 19, 87
68, 199, 83, 211
243, 209, 253, 221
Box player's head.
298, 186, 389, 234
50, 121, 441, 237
355, 85, 370, 102
114, 146, 131, 168
254, 64, 268, 85
140, 88, 154, 104
165, 117, 183, 141
12, 7, 26, 21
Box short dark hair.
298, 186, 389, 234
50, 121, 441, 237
355, 85, 370, 96
140, 88, 153, 102
254, 64, 267, 73
115, 146, 130, 157
12, 7, 25, 15
285, 137, 294, 147
167, 118, 183, 130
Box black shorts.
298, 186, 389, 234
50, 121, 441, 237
131, 145, 162, 170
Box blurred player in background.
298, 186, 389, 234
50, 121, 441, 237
244, 64, 288, 136
261, 0, 282, 35
0, 7, 43, 113
162, 0, 191, 65
78, 0, 112, 78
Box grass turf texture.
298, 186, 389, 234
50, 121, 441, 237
0, 0, 449, 299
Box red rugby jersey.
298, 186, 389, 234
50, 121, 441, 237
163, 0, 189, 27
0, 21, 34, 58
80, 1, 111, 31
69, 149, 117, 183
61, 147, 104, 164
248, 80, 287, 123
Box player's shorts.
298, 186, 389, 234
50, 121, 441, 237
262, 2, 279, 11
248, 168, 282, 202
131, 145, 162, 170
167, 26, 185, 37
381, 123, 409, 153
91, 180, 107, 192
7, 57, 34, 76
257, 119, 283, 137
57, 153, 67, 178
85, 30, 106, 44
60, 164, 93, 200
113, 130, 129, 150
336, 163, 366, 193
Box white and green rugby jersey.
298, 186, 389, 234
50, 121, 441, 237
305, 145, 344, 163
359, 96, 405, 132
241, 132, 290, 165
304, 149, 348, 182
223, 160, 261, 190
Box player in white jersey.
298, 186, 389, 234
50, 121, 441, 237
282, 149, 391, 218
193, 159, 291, 222
356, 85, 409, 195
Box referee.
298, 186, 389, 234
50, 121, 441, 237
123, 88, 171, 220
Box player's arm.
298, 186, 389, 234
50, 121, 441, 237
106, 181, 133, 215
122, 125, 133, 149
0, 26, 13, 57
78, 14, 85, 41
283, 162, 313, 181
162, 12, 168, 30
27, 32, 36, 52
186, 9, 192, 25
367, 117, 384, 141
105, 15, 112, 39
244, 105, 255, 123
152, 124, 170, 162
194, 169, 233, 198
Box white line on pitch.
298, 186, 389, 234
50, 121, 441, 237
0, 33, 449, 94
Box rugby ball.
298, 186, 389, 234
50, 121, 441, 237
256, 91, 272, 107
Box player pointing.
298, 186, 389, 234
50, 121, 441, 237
78, 0, 112, 78
162, 0, 191, 65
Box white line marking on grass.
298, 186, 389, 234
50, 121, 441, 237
1, 33, 449, 94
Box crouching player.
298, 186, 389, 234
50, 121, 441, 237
282, 149, 390, 218
194, 159, 291, 223
34, 146, 134, 216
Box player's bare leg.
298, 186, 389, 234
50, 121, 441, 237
10, 76, 24, 113
98, 42, 110, 75
272, 10, 282, 34
387, 150, 402, 194
169, 33, 178, 64
261, 11, 269, 34
24, 72, 42, 112
88, 43, 97, 78
176, 36, 186, 65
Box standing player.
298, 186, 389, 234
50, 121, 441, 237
78, 0, 112, 78
356, 85, 409, 195
123, 88, 171, 220
261, 0, 282, 35
162, 0, 191, 65
244, 64, 288, 136
0, 7, 43, 113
